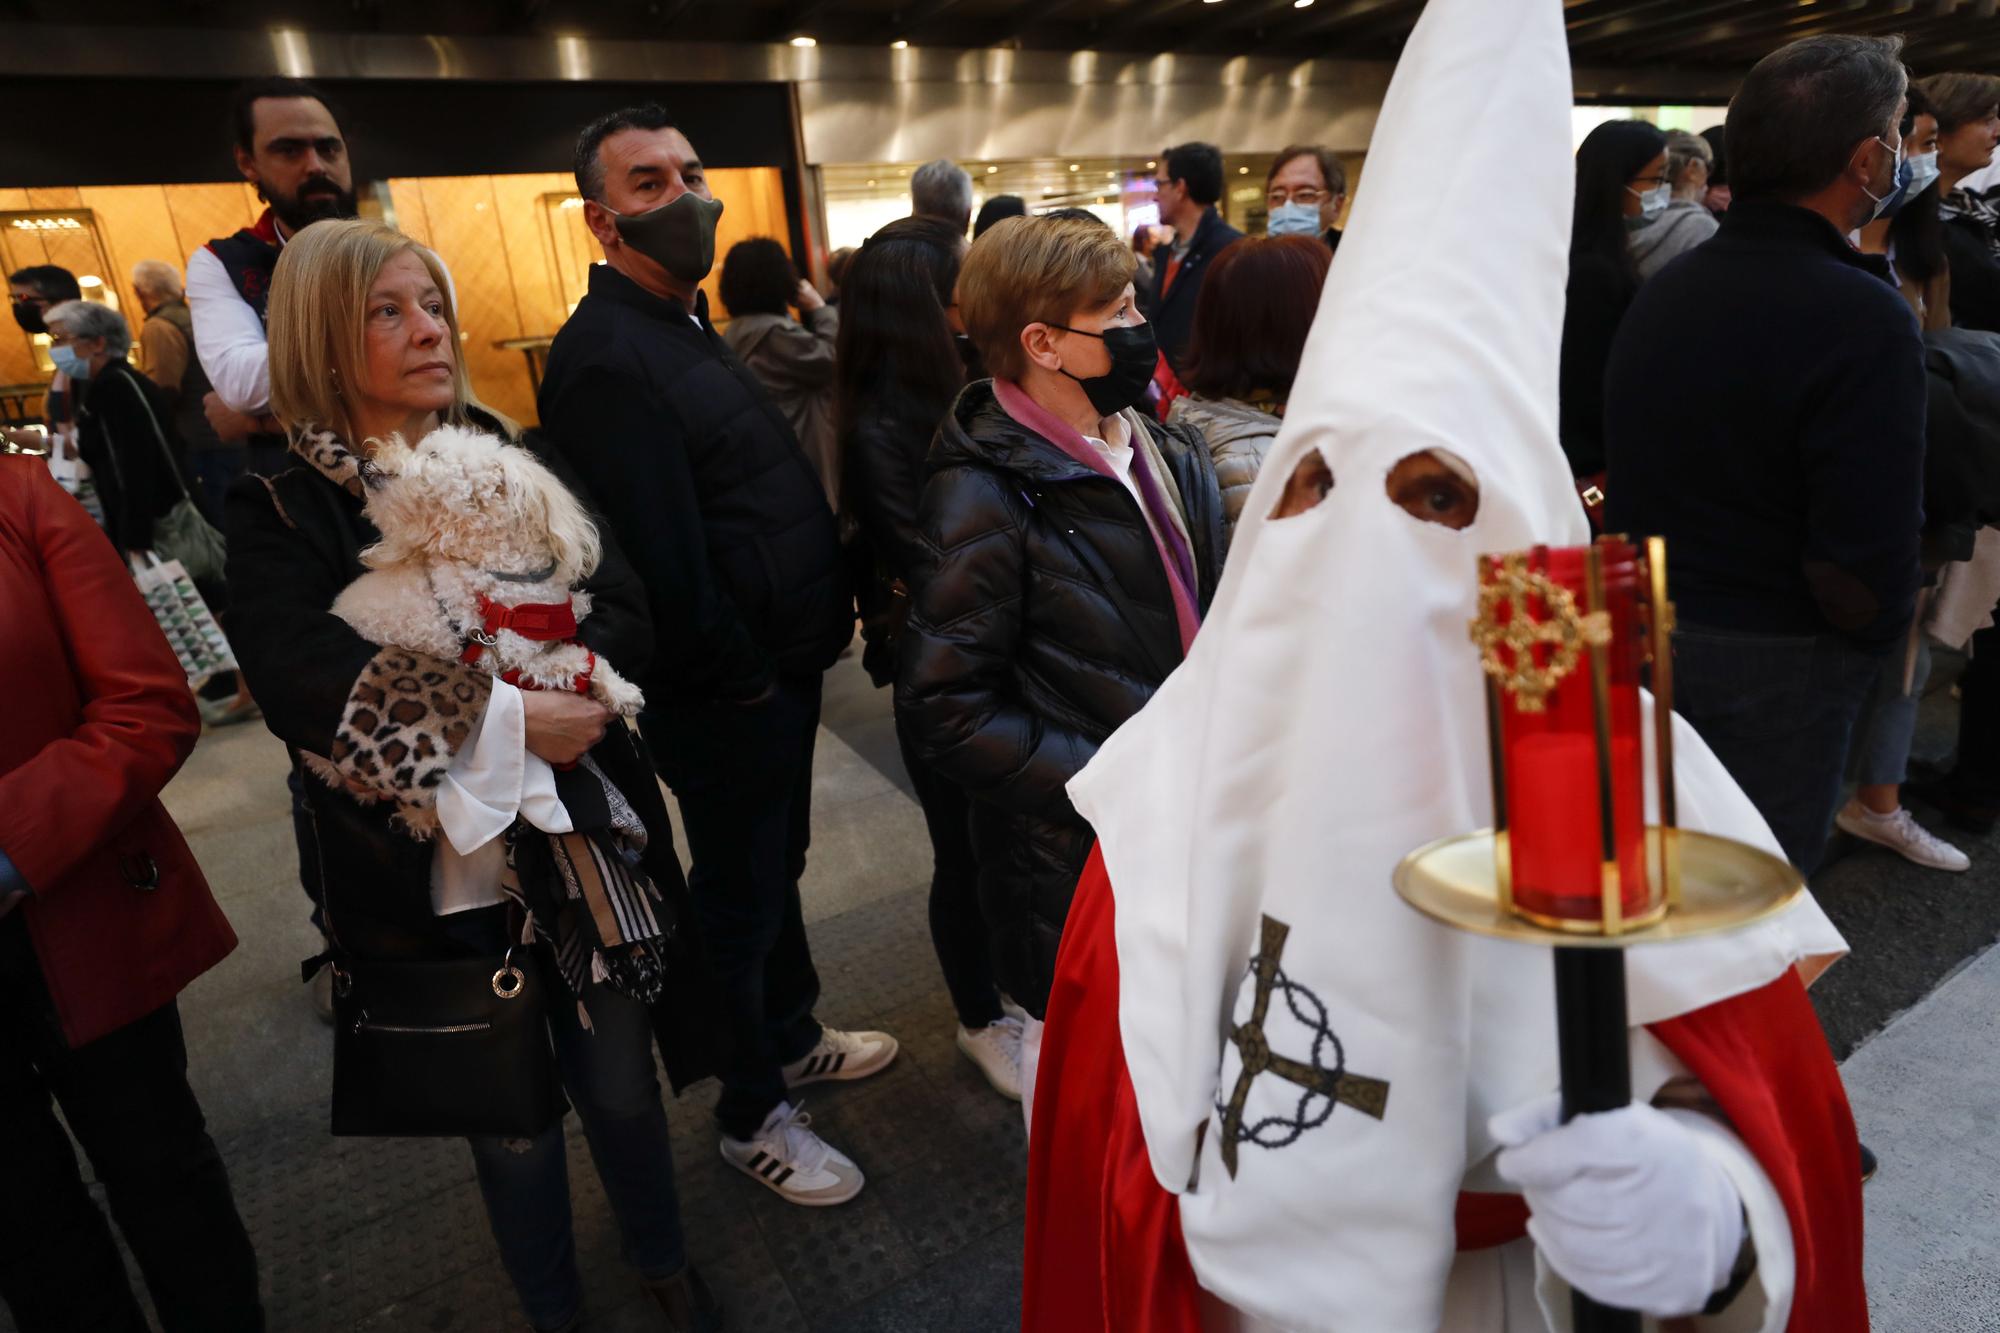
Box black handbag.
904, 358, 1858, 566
327, 942, 565, 1138
301, 760, 565, 1139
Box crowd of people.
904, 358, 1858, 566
1, 18, 1993, 1331
1563, 45, 2000, 882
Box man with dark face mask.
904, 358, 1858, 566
539, 104, 890, 1211
185, 76, 359, 477
3, 267, 88, 486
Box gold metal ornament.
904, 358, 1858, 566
1468, 553, 1612, 713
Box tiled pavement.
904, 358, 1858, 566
5, 655, 1023, 1333
9, 650, 2000, 1331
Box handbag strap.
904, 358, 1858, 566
115, 368, 196, 508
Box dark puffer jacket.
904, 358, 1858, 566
844, 397, 955, 686
896, 380, 1222, 1017
539, 264, 851, 703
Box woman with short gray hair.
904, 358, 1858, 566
43, 300, 191, 558
1629, 129, 1721, 282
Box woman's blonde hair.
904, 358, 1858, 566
957, 215, 1138, 381
267, 218, 513, 445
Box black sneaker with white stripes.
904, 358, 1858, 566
719, 1101, 864, 1206
782, 1025, 899, 1088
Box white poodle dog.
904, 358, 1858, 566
330, 423, 646, 717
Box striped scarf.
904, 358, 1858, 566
1941, 186, 2000, 264
502, 755, 675, 1008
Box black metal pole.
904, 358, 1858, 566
1553, 946, 1641, 1333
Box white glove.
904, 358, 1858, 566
1491, 1094, 1745, 1318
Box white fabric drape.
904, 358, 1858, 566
430, 679, 573, 915
1063, 0, 1843, 1327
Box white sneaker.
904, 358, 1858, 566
1836, 800, 1971, 872
956, 1018, 1025, 1101
782, 1025, 899, 1087
719, 1101, 864, 1206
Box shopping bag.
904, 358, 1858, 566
133, 554, 238, 684
40, 429, 104, 525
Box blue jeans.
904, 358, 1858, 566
1671, 626, 1886, 875
1846, 635, 1932, 789
467, 971, 686, 1331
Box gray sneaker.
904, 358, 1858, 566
1836, 800, 1971, 872
957, 1018, 1025, 1101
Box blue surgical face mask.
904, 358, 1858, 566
1626, 182, 1671, 219
1266, 201, 1323, 238
1876, 153, 1914, 219
1862, 135, 1906, 222
49, 343, 90, 380
1906, 150, 1941, 198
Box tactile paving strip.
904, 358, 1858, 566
0, 884, 1025, 1333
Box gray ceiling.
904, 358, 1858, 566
11, 0, 2000, 69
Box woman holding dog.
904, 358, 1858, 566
224, 218, 720, 1333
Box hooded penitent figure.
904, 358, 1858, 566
1020, 0, 1869, 1329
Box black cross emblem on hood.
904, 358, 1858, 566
1217, 915, 1391, 1178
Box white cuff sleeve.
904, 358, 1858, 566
430, 681, 573, 916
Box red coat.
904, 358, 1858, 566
0, 458, 235, 1047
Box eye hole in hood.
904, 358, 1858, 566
1385, 448, 1479, 530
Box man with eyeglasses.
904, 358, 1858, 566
1264, 144, 1349, 251
1150, 142, 1244, 376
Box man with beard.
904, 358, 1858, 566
187, 77, 358, 478
186, 78, 366, 1018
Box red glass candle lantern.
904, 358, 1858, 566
1469, 536, 1677, 934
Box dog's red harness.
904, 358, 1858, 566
460, 593, 597, 694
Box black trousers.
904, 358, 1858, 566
1671, 626, 1883, 876
641, 675, 825, 1139
1945, 620, 2000, 800
894, 708, 1003, 1030
0, 917, 263, 1333
288, 761, 326, 934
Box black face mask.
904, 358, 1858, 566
12, 301, 46, 334
955, 332, 986, 379
613, 191, 727, 284
1053, 321, 1159, 417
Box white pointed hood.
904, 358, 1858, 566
1064, 0, 1844, 1328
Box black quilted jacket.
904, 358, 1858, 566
895, 380, 1221, 1017
538, 265, 851, 703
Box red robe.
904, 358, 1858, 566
1023, 847, 1868, 1332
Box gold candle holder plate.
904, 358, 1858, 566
1392, 827, 1803, 949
